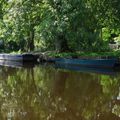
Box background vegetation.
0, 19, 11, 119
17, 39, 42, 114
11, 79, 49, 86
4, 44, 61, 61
0, 0, 120, 53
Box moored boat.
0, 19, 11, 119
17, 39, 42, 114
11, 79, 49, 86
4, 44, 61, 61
54, 58, 120, 68
0, 54, 38, 62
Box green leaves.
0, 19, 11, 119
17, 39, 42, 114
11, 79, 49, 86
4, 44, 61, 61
0, 0, 120, 52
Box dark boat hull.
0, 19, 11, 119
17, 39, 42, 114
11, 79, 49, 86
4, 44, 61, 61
55, 58, 119, 68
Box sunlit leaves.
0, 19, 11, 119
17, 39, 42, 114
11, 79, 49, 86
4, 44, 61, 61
0, 0, 120, 52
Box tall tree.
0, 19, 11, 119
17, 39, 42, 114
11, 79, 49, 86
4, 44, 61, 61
6, 0, 43, 51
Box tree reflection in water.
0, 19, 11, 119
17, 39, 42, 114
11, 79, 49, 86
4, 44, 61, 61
0, 65, 119, 120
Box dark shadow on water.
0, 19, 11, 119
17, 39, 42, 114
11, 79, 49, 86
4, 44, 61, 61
54, 63, 120, 76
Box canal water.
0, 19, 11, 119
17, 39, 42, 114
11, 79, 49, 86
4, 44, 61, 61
0, 64, 120, 120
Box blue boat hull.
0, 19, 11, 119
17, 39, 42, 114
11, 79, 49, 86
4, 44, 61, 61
55, 58, 119, 68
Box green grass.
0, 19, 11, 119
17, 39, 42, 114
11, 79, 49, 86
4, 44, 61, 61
47, 50, 120, 58
1, 49, 120, 58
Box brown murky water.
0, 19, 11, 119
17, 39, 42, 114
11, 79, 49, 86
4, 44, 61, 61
0, 64, 120, 120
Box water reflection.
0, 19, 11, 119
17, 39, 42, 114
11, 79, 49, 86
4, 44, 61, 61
0, 64, 120, 120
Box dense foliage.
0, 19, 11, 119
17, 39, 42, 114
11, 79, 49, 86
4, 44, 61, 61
0, 0, 120, 52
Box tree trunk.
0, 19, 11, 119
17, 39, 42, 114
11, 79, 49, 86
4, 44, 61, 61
27, 26, 35, 52
55, 33, 70, 52
29, 27, 35, 51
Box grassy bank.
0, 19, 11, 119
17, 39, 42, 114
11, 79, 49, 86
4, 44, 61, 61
2, 50, 120, 59
47, 51, 120, 58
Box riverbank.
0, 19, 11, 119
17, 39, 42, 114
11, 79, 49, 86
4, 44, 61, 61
32, 51, 120, 62
0, 51, 120, 69
47, 51, 120, 58
1, 50, 120, 62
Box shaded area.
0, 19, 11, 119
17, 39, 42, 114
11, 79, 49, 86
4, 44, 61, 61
54, 63, 118, 75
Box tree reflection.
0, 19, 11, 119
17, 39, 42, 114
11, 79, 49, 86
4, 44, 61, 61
0, 65, 119, 120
